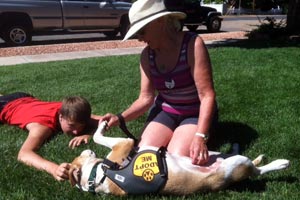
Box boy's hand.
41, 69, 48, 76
69, 135, 91, 149
53, 163, 71, 181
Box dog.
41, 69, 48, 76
69, 121, 290, 196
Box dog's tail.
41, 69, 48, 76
252, 154, 265, 166
256, 159, 290, 175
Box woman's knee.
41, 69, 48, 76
139, 121, 173, 147
167, 124, 197, 156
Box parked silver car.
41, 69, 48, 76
0, 0, 132, 46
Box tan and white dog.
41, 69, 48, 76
69, 121, 290, 196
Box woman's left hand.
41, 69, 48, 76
190, 137, 209, 165
69, 134, 91, 149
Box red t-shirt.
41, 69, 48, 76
0, 97, 62, 130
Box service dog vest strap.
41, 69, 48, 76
104, 147, 168, 194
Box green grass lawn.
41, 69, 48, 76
0, 40, 299, 200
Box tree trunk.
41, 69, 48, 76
287, 0, 300, 33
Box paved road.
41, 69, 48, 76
221, 14, 285, 32
0, 14, 287, 66
0, 15, 286, 46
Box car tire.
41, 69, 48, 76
3, 24, 32, 46
119, 16, 130, 39
186, 25, 199, 32
207, 16, 222, 32
103, 30, 119, 38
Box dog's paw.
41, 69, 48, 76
98, 121, 108, 135
270, 159, 290, 170
93, 121, 107, 144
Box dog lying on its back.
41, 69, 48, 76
69, 121, 290, 196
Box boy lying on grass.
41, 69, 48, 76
0, 92, 100, 181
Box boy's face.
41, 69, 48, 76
59, 114, 85, 136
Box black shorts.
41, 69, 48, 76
146, 104, 218, 131
0, 92, 34, 113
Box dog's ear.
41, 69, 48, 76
69, 166, 81, 187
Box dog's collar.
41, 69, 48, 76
86, 159, 121, 193
86, 161, 104, 193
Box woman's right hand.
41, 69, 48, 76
99, 113, 119, 128
190, 137, 209, 165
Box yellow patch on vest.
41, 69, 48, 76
133, 152, 159, 181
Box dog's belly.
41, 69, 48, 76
161, 154, 225, 195
138, 146, 225, 174
166, 153, 224, 174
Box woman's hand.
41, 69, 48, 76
68, 135, 91, 149
99, 113, 119, 128
190, 137, 209, 165
52, 163, 71, 181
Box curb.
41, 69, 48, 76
0, 47, 144, 66
0, 32, 247, 66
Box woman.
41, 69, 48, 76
101, 0, 217, 165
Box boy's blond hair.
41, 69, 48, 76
59, 96, 91, 125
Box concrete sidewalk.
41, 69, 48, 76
0, 36, 246, 66
0, 46, 144, 66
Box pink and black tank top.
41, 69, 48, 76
149, 32, 200, 116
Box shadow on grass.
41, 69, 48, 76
226, 176, 298, 193
208, 121, 258, 154
207, 121, 297, 193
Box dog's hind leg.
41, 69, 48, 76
256, 159, 290, 175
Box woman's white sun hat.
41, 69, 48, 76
123, 0, 186, 41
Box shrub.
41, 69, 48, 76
246, 17, 287, 40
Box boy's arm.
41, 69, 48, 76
79, 114, 101, 134
89, 114, 102, 129
18, 123, 70, 181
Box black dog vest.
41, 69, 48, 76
103, 147, 168, 194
